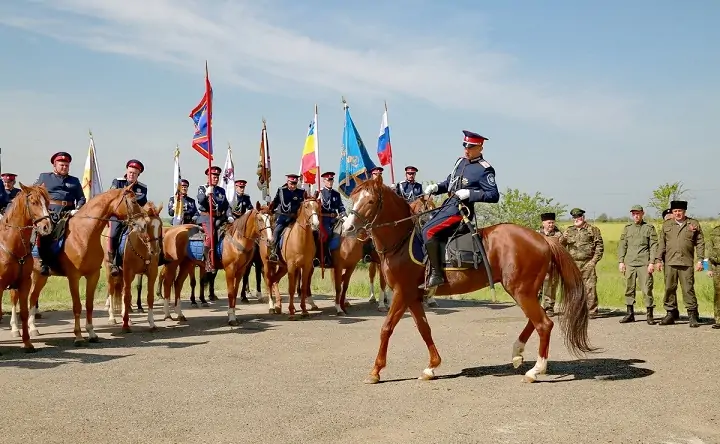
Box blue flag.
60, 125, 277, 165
338, 103, 377, 197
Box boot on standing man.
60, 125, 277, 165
654, 200, 706, 327
617, 205, 658, 324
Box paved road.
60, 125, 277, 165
1, 295, 719, 444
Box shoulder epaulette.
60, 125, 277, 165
116, 177, 125, 181
136, 181, 147, 188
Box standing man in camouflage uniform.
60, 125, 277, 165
537, 212, 562, 316
617, 205, 658, 324
561, 208, 604, 318
705, 220, 720, 329
654, 200, 705, 327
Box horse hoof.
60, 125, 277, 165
190, 303, 199, 309
427, 302, 439, 308
148, 326, 158, 332
36, 313, 43, 319
177, 315, 187, 322
522, 375, 537, 383
512, 356, 524, 369
74, 339, 87, 347
301, 311, 309, 318
268, 308, 275, 314
377, 306, 388, 313
201, 302, 210, 308
288, 314, 296, 321
240, 298, 249, 304
10, 331, 20, 338
29, 329, 40, 337
163, 315, 172, 321
121, 327, 131, 334
228, 319, 239, 326
88, 336, 100, 343
310, 305, 321, 311
368, 297, 377, 304
274, 307, 282, 315
343, 301, 351, 307
364, 374, 380, 384
336, 311, 345, 317
136, 308, 145, 313
23, 345, 36, 353
418, 368, 437, 381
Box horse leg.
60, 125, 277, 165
208, 271, 218, 302
376, 266, 389, 312
199, 270, 210, 307
28, 273, 48, 337
254, 258, 262, 300
135, 275, 145, 313
381, 271, 393, 311
10, 290, 20, 338
515, 294, 553, 383
287, 266, 298, 320
226, 267, 240, 326
512, 320, 535, 369
300, 266, 311, 318
340, 265, 356, 315
174, 266, 189, 322
368, 262, 377, 303
332, 264, 344, 316
162, 264, 176, 320
146, 269, 158, 331
16, 282, 35, 352
407, 297, 442, 380
121, 270, 134, 333
240, 264, 251, 303
271, 267, 287, 315
84, 270, 101, 342
189, 265, 198, 307
263, 262, 276, 312
365, 295, 409, 384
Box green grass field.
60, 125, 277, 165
3, 222, 717, 317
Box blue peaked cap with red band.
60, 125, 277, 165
462, 130, 488, 147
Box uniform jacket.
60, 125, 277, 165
320, 187, 345, 215
655, 217, 705, 267
705, 225, 720, 266
435, 156, 500, 214
34, 172, 86, 213
110, 177, 148, 207
617, 221, 658, 266
562, 223, 604, 263
197, 184, 229, 216
272, 186, 306, 216
394, 181, 423, 202
537, 226, 563, 239
231, 194, 253, 216
167, 194, 199, 224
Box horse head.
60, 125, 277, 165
253, 201, 274, 243
300, 191, 321, 231
342, 178, 410, 237
15, 183, 53, 236
140, 201, 164, 256
109, 186, 148, 233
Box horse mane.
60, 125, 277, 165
1, 184, 49, 226
226, 208, 253, 237
352, 178, 412, 217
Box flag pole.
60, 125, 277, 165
342, 96, 349, 191
314, 104, 320, 193
385, 100, 395, 184
205, 60, 215, 270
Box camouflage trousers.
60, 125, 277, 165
712, 268, 720, 323
624, 264, 654, 308
538, 269, 559, 310
575, 260, 598, 315
663, 265, 697, 312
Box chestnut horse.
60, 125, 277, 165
103, 202, 163, 331
366, 195, 437, 311
341, 178, 595, 383
1, 184, 53, 352
259, 194, 321, 319
25, 187, 147, 346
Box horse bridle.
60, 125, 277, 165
0, 190, 53, 265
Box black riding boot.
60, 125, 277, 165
107, 251, 119, 277
660, 310, 675, 325
420, 239, 445, 289
619, 305, 635, 323
688, 309, 700, 328
646, 307, 656, 325
39, 260, 50, 276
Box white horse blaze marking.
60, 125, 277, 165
342, 190, 370, 233
261, 214, 273, 242
310, 209, 319, 229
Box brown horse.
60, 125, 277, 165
1, 184, 53, 352
366, 195, 437, 311
103, 202, 164, 331
341, 177, 595, 383
259, 193, 321, 319
25, 187, 147, 346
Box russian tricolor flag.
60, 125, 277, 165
377, 108, 392, 166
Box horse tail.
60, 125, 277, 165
544, 237, 599, 357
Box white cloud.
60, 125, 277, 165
0, 0, 637, 130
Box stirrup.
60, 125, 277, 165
363, 254, 372, 263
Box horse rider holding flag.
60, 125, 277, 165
268, 174, 306, 262
167, 178, 199, 225
197, 165, 229, 272
420, 130, 500, 289
107, 159, 148, 276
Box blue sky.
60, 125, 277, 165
0, 0, 717, 218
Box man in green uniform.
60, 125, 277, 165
561, 208, 604, 318
617, 205, 658, 324
705, 222, 720, 329
537, 212, 563, 316
654, 200, 705, 327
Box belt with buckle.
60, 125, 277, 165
50, 199, 74, 208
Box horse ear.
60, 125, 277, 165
314, 190, 319, 199
19, 182, 28, 191
158, 202, 164, 215
255, 201, 261, 210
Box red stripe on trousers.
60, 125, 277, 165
426, 215, 463, 239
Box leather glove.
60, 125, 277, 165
228, 216, 235, 223
424, 183, 438, 195
70, 209, 79, 216
205, 186, 214, 195
455, 189, 471, 200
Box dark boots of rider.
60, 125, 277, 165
204, 244, 214, 272
688, 309, 700, 328
646, 307, 656, 325
39, 259, 50, 276
619, 304, 635, 323
107, 251, 119, 277
420, 239, 445, 289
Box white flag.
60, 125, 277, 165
222, 143, 236, 206
172, 146, 184, 225
82, 130, 104, 201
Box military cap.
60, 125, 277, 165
234, 179, 247, 186
51, 151, 72, 164
462, 130, 488, 147
670, 200, 687, 210
661, 208, 672, 218
540, 212, 556, 221
570, 208, 585, 217
126, 159, 145, 173
1, 173, 17, 180
630, 205, 644, 212
320, 171, 336, 179
205, 166, 222, 176
180, 179, 190, 186
370, 166, 384, 174
404, 166, 418, 173
286, 174, 300, 183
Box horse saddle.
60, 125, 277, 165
410, 221, 484, 270
187, 224, 226, 263
31, 214, 70, 260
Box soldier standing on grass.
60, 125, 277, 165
617, 205, 658, 325
561, 208, 604, 318
705, 221, 720, 329
654, 200, 705, 327
537, 212, 563, 317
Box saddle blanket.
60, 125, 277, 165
187, 233, 225, 262
408, 227, 484, 271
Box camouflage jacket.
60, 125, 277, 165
706, 225, 720, 267
617, 221, 658, 266
655, 217, 705, 267
537, 226, 563, 239
562, 223, 604, 263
